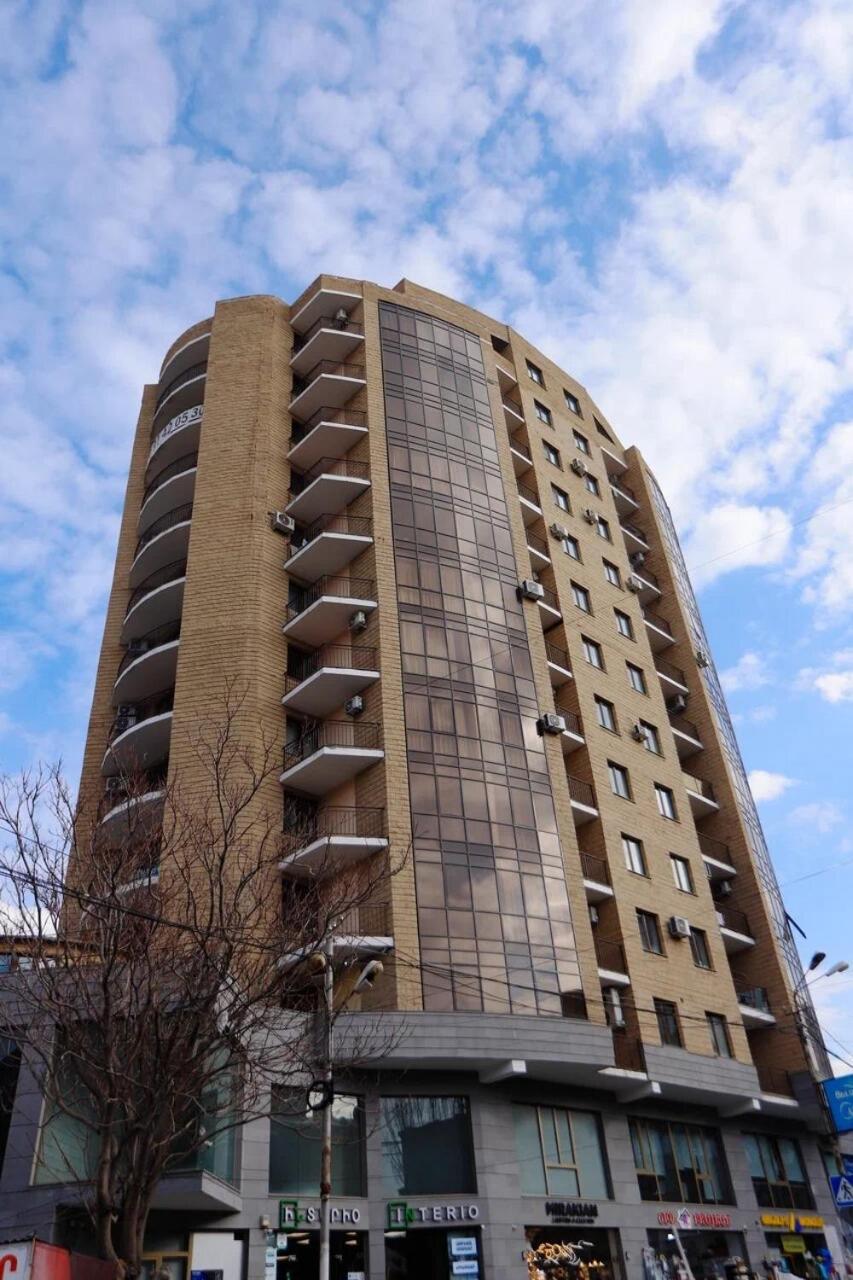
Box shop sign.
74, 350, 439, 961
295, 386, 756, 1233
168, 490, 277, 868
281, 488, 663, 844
760, 1214, 825, 1231
451, 1264, 479, 1277
821, 1073, 853, 1135
781, 1236, 807, 1255
656, 1210, 732, 1229
278, 1200, 363, 1228
450, 1240, 478, 1258
387, 1201, 481, 1229
545, 1202, 600, 1225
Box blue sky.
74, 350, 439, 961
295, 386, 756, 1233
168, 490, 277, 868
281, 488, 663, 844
1, 0, 851, 1063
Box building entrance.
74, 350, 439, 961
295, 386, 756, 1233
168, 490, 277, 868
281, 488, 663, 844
385, 1227, 483, 1280
645, 1229, 750, 1280
524, 1226, 619, 1280
276, 1230, 367, 1280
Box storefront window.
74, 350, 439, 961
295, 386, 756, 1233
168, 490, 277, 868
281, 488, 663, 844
629, 1118, 733, 1204
743, 1134, 814, 1209
645, 1228, 749, 1280
514, 1104, 610, 1198
381, 1095, 476, 1195
525, 1227, 618, 1280
269, 1089, 364, 1196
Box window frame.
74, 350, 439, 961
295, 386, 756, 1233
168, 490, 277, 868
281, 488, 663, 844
565, 391, 583, 417
543, 439, 561, 467
706, 1012, 733, 1059
527, 359, 544, 386
595, 696, 618, 733
563, 534, 581, 561
603, 560, 621, 587
595, 515, 611, 541
614, 609, 634, 639
743, 1133, 815, 1211
551, 483, 571, 513
639, 720, 662, 755
622, 833, 647, 877
380, 1094, 477, 1196
582, 636, 604, 669
630, 1117, 734, 1205
689, 927, 712, 970
608, 760, 632, 800
571, 581, 592, 614
573, 428, 590, 453
655, 784, 678, 821
637, 909, 664, 955
626, 662, 647, 694
654, 998, 683, 1048
670, 854, 695, 894
585, 474, 601, 497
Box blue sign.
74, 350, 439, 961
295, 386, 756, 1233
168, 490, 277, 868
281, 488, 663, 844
821, 1074, 853, 1134
842, 1156, 853, 1180
830, 1175, 853, 1208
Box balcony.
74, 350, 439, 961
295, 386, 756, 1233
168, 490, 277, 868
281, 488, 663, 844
283, 575, 377, 647
526, 531, 551, 569
148, 404, 203, 474
280, 901, 393, 971
609, 475, 638, 516
755, 1063, 795, 1100
600, 442, 627, 476
642, 607, 675, 652
510, 437, 533, 475
536, 584, 562, 630
290, 286, 361, 336
159, 330, 210, 387
567, 775, 599, 824
139, 452, 198, 538
99, 765, 168, 839
286, 457, 370, 523
716, 904, 755, 954
620, 519, 649, 553
655, 656, 689, 696
130, 503, 192, 588
544, 642, 572, 686
290, 316, 364, 376
289, 360, 366, 423
517, 480, 542, 525
494, 356, 517, 390
285, 514, 373, 584
102, 689, 174, 776
288, 407, 368, 472
682, 770, 719, 817
669, 715, 703, 759
282, 645, 379, 717
612, 1032, 647, 1074
123, 560, 186, 642
559, 709, 585, 754
698, 832, 736, 879
594, 936, 630, 986
581, 851, 613, 903
114, 622, 180, 703
280, 721, 384, 796
279, 806, 388, 877
153, 360, 207, 423
628, 564, 660, 602
738, 986, 776, 1028
502, 397, 525, 426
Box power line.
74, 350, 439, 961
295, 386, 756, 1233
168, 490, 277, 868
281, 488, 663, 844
685, 494, 853, 575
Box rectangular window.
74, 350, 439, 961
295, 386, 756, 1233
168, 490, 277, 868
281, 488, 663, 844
655, 784, 677, 820
543, 439, 561, 466
582, 637, 604, 669
552, 484, 570, 512
585, 474, 601, 497
743, 1134, 815, 1210
513, 1104, 610, 1198
573, 428, 590, 453
630, 1117, 733, 1204
627, 662, 647, 694
563, 534, 581, 561
608, 761, 632, 800
565, 391, 582, 417
707, 1013, 733, 1058
622, 834, 647, 876
595, 515, 611, 541
535, 400, 553, 426
689, 927, 712, 970
595, 697, 617, 732
380, 1096, 476, 1195
637, 909, 664, 954
670, 854, 694, 894
639, 720, 662, 754
615, 609, 634, 639
270, 1090, 364, 1195
571, 581, 592, 613
527, 359, 544, 385
603, 560, 621, 587
655, 999, 682, 1048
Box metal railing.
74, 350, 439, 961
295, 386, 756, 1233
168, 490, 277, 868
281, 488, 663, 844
655, 657, 687, 686
282, 806, 386, 852
612, 1032, 646, 1073
282, 721, 382, 770
134, 503, 193, 558
537, 584, 560, 612
632, 565, 659, 591
594, 936, 627, 973
621, 519, 649, 544
117, 621, 181, 678
545, 641, 571, 670
289, 513, 372, 551
291, 360, 365, 397
610, 476, 635, 500
338, 900, 392, 938
284, 645, 377, 690
290, 406, 367, 444
580, 851, 610, 885
755, 1063, 794, 1097
290, 456, 369, 493
286, 575, 376, 623
126, 560, 187, 617
517, 481, 541, 507
109, 688, 175, 742
510, 438, 532, 461
526, 531, 549, 558
738, 986, 772, 1014
567, 775, 597, 810
502, 398, 524, 418
142, 452, 198, 507
155, 361, 207, 415
559, 708, 583, 738
292, 316, 363, 352
100, 763, 169, 815
642, 607, 673, 637
682, 771, 716, 802
669, 715, 701, 743
697, 832, 732, 863
716, 904, 752, 938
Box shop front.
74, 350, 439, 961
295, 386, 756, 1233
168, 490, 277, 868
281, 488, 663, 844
759, 1213, 829, 1278
384, 1200, 483, 1280
274, 1201, 368, 1280
645, 1210, 750, 1280
523, 1225, 620, 1280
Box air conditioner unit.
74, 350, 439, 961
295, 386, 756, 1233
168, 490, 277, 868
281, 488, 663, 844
570, 458, 588, 477
550, 522, 569, 540
625, 574, 642, 593
695, 649, 710, 668
345, 695, 365, 717
588, 904, 600, 926
349, 610, 368, 633
582, 508, 597, 524
537, 713, 567, 735
630, 723, 646, 742
271, 511, 296, 535
106, 777, 125, 795
667, 693, 689, 714
716, 879, 733, 899
610, 1013, 627, 1030
668, 915, 691, 939
630, 551, 646, 568
518, 579, 545, 601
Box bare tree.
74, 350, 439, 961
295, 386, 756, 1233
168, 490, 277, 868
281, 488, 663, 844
0, 687, 403, 1279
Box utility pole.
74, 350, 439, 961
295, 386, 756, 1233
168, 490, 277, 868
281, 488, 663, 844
318, 931, 334, 1280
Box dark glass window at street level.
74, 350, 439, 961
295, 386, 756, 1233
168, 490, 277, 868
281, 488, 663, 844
380, 303, 579, 1015
380, 1095, 476, 1196
743, 1133, 815, 1210
269, 1089, 364, 1196
629, 1117, 734, 1205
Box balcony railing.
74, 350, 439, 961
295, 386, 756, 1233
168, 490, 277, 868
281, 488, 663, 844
632, 565, 659, 590
290, 407, 367, 445
291, 513, 372, 550
594, 936, 627, 973
755, 1063, 794, 1097
291, 316, 363, 352
612, 1032, 646, 1073
537, 584, 560, 612
154, 361, 207, 415
545, 641, 571, 670
655, 657, 687, 686
291, 360, 365, 396
581, 851, 610, 885
642, 607, 673, 637
286, 575, 376, 623
510, 438, 532, 461
697, 832, 731, 863
134, 503, 193, 558
610, 476, 635, 500
567, 775, 597, 810
339, 900, 392, 939
126, 560, 187, 617
621, 519, 648, 544
142, 452, 198, 506
517, 481, 541, 507
100, 763, 169, 815
669, 715, 701, 742
282, 721, 382, 770
683, 771, 716, 802
559, 708, 583, 738
526, 531, 549, 557
738, 986, 772, 1015
117, 621, 181, 678
282, 805, 386, 852
109, 688, 175, 742
502, 398, 524, 419
290, 456, 370, 492
716, 905, 752, 938
284, 645, 377, 690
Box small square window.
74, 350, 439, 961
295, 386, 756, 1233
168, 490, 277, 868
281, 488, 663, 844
626, 662, 647, 694
565, 391, 582, 417
491, 335, 509, 354
637, 909, 664, 955
594, 416, 613, 442
608, 761, 632, 800
582, 637, 604, 669
638, 720, 662, 755
622, 834, 646, 875
571, 581, 592, 614
563, 535, 581, 561
543, 440, 561, 467
707, 1012, 733, 1058
527, 360, 544, 386
585, 474, 601, 497
690, 927, 712, 970
670, 854, 694, 894
603, 560, 621, 587
595, 515, 611, 541
655, 784, 677, 821
573, 429, 590, 454
655, 999, 682, 1048
535, 400, 553, 426
615, 609, 634, 639
595, 696, 617, 732
552, 484, 570, 513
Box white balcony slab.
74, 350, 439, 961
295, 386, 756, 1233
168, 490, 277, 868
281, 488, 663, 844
283, 595, 377, 647
279, 833, 389, 878
290, 288, 362, 335
286, 473, 370, 523
285, 532, 373, 584
114, 640, 179, 704
289, 371, 366, 423
279, 746, 384, 796
102, 712, 173, 777
290, 326, 363, 375
282, 666, 379, 718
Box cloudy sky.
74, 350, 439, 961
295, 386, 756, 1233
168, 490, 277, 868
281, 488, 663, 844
1, 0, 851, 1065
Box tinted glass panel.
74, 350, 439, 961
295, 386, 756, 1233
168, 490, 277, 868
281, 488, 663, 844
381, 1096, 476, 1195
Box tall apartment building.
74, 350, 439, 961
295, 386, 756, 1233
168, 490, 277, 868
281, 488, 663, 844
0, 278, 845, 1280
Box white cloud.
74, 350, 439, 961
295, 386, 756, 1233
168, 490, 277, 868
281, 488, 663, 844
796, 649, 853, 703
790, 802, 844, 834
719, 651, 771, 694
748, 770, 797, 802
684, 503, 792, 588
